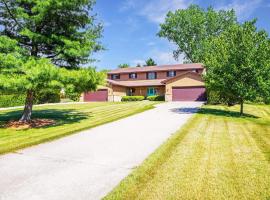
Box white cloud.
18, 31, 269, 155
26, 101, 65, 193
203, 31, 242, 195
120, 0, 192, 23
119, 0, 137, 11
149, 50, 185, 65
216, 0, 262, 20
131, 59, 146, 66
147, 42, 156, 46
139, 0, 192, 23
103, 21, 112, 27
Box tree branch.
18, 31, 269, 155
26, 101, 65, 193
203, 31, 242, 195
2, 0, 22, 28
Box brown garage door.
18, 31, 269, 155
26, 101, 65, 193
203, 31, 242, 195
84, 89, 108, 102
172, 87, 206, 101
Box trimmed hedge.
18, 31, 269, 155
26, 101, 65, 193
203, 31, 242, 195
121, 96, 145, 102
36, 90, 60, 104
0, 94, 26, 108
0, 90, 61, 108
146, 95, 165, 101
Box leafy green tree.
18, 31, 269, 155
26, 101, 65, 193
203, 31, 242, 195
136, 64, 142, 67
203, 21, 270, 115
0, 0, 104, 122
118, 63, 129, 68
158, 5, 237, 63
145, 58, 157, 66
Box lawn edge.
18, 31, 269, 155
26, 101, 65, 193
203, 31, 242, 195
0, 102, 159, 155
103, 112, 199, 200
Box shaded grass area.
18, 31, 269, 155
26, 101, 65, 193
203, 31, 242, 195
0, 102, 158, 155
104, 104, 270, 200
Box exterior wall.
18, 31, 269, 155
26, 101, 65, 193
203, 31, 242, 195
107, 84, 126, 102
132, 86, 165, 96
165, 73, 205, 101
108, 70, 202, 82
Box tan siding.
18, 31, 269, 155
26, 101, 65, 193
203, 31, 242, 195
165, 73, 205, 101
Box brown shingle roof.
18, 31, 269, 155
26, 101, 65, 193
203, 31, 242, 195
108, 63, 204, 74
107, 79, 166, 87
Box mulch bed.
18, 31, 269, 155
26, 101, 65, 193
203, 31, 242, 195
5, 119, 56, 130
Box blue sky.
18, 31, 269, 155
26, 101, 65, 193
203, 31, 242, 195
93, 0, 270, 70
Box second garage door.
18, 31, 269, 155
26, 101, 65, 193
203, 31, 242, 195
84, 89, 108, 102
172, 87, 206, 101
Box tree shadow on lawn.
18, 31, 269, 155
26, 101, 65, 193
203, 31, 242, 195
0, 109, 90, 129
171, 107, 258, 119
198, 108, 258, 119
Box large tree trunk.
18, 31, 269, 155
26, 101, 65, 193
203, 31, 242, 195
240, 101, 244, 116
20, 90, 34, 122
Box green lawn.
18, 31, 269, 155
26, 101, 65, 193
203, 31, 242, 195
0, 101, 158, 155
105, 104, 270, 200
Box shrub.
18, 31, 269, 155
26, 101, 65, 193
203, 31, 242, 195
0, 90, 61, 108
121, 96, 145, 102
65, 92, 81, 102
147, 95, 165, 101
0, 94, 26, 108
36, 90, 61, 104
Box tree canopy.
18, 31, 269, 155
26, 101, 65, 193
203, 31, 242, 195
118, 63, 129, 68
158, 5, 237, 63
0, 0, 104, 122
145, 58, 157, 66
0, 0, 103, 69
202, 20, 270, 114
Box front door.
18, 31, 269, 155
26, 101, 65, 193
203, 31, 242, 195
147, 87, 156, 96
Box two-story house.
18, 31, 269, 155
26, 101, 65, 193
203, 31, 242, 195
83, 63, 206, 102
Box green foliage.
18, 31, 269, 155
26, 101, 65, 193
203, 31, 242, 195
0, 94, 26, 108
202, 20, 270, 113
121, 96, 145, 102
0, 0, 104, 121
146, 95, 165, 101
145, 58, 157, 66
65, 92, 81, 102
35, 90, 61, 104
158, 5, 237, 62
118, 64, 129, 68
0, 0, 103, 68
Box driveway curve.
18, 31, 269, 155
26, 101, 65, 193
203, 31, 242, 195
0, 102, 203, 200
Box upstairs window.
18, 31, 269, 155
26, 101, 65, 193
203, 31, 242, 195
147, 72, 157, 80
111, 74, 120, 80
129, 73, 137, 79
167, 71, 176, 77
192, 69, 199, 73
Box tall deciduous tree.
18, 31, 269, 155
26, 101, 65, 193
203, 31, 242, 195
158, 5, 237, 63
0, 0, 104, 122
145, 58, 157, 66
202, 21, 270, 115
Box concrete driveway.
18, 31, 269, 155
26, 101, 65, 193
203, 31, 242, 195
0, 102, 203, 200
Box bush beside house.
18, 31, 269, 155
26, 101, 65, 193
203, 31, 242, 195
146, 95, 165, 101
121, 96, 145, 102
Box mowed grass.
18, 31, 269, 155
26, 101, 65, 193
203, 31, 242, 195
105, 104, 270, 200
0, 101, 158, 155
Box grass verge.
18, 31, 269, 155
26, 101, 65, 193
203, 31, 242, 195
104, 104, 270, 200
0, 101, 158, 155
